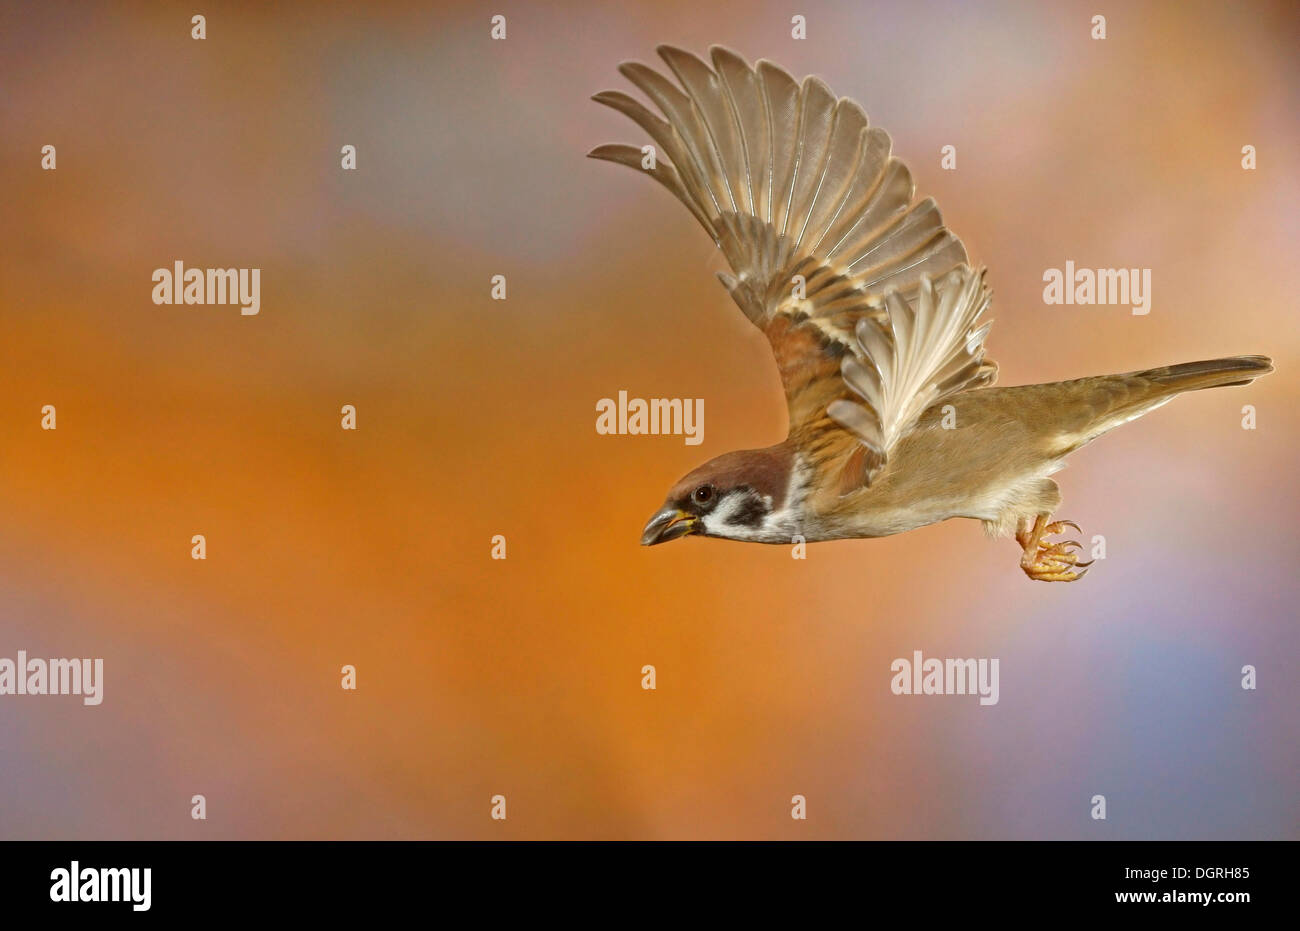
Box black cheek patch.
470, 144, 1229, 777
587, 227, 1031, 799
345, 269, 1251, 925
729, 491, 769, 528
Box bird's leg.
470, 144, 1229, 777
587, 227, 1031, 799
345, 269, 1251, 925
1016, 514, 1093, 582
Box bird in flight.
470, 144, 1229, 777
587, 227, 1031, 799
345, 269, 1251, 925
589, 45, 1272, 581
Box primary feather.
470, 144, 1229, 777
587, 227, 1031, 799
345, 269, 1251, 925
590, 45, 996, 488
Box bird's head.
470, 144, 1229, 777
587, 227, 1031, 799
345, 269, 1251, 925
640, 446, 795, 545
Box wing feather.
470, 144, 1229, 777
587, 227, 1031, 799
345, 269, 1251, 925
590, 46, 998, 489
829, 266, 997, 478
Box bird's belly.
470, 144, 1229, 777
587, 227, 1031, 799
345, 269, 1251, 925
812, 456, 1067, 541
818, 501, 960, 540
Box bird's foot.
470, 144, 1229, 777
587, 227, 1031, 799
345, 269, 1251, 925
1017, 516, 1093, 583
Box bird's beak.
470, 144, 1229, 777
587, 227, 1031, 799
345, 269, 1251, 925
641, 507, 697, 546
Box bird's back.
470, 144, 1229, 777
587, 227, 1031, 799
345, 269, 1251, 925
812, 355, 1271, 539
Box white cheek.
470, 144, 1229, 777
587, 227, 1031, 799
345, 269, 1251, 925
701, 492, 784, 542
701, 494, 742, 534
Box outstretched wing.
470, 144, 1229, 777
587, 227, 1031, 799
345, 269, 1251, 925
589, 45, 997, 489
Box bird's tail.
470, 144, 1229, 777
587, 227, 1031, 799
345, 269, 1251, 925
1048, 354, 1273, 453
1138, 354, 1274, 391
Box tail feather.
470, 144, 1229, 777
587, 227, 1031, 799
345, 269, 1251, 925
1048, 354, 1273, 452
1140, 354, 1274, 391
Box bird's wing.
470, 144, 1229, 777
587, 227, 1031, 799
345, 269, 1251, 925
589, 45, 997, 490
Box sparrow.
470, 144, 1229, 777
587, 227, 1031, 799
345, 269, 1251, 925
590, 45, 1273, 581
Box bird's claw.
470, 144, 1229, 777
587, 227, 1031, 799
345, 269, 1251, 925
1045, 520, 1081, 535
1020, 516, 1092, 582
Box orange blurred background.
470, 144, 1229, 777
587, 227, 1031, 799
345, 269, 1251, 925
1, 0, 1297, 839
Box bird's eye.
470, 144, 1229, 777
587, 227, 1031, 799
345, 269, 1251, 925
692, 484, 714, 505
